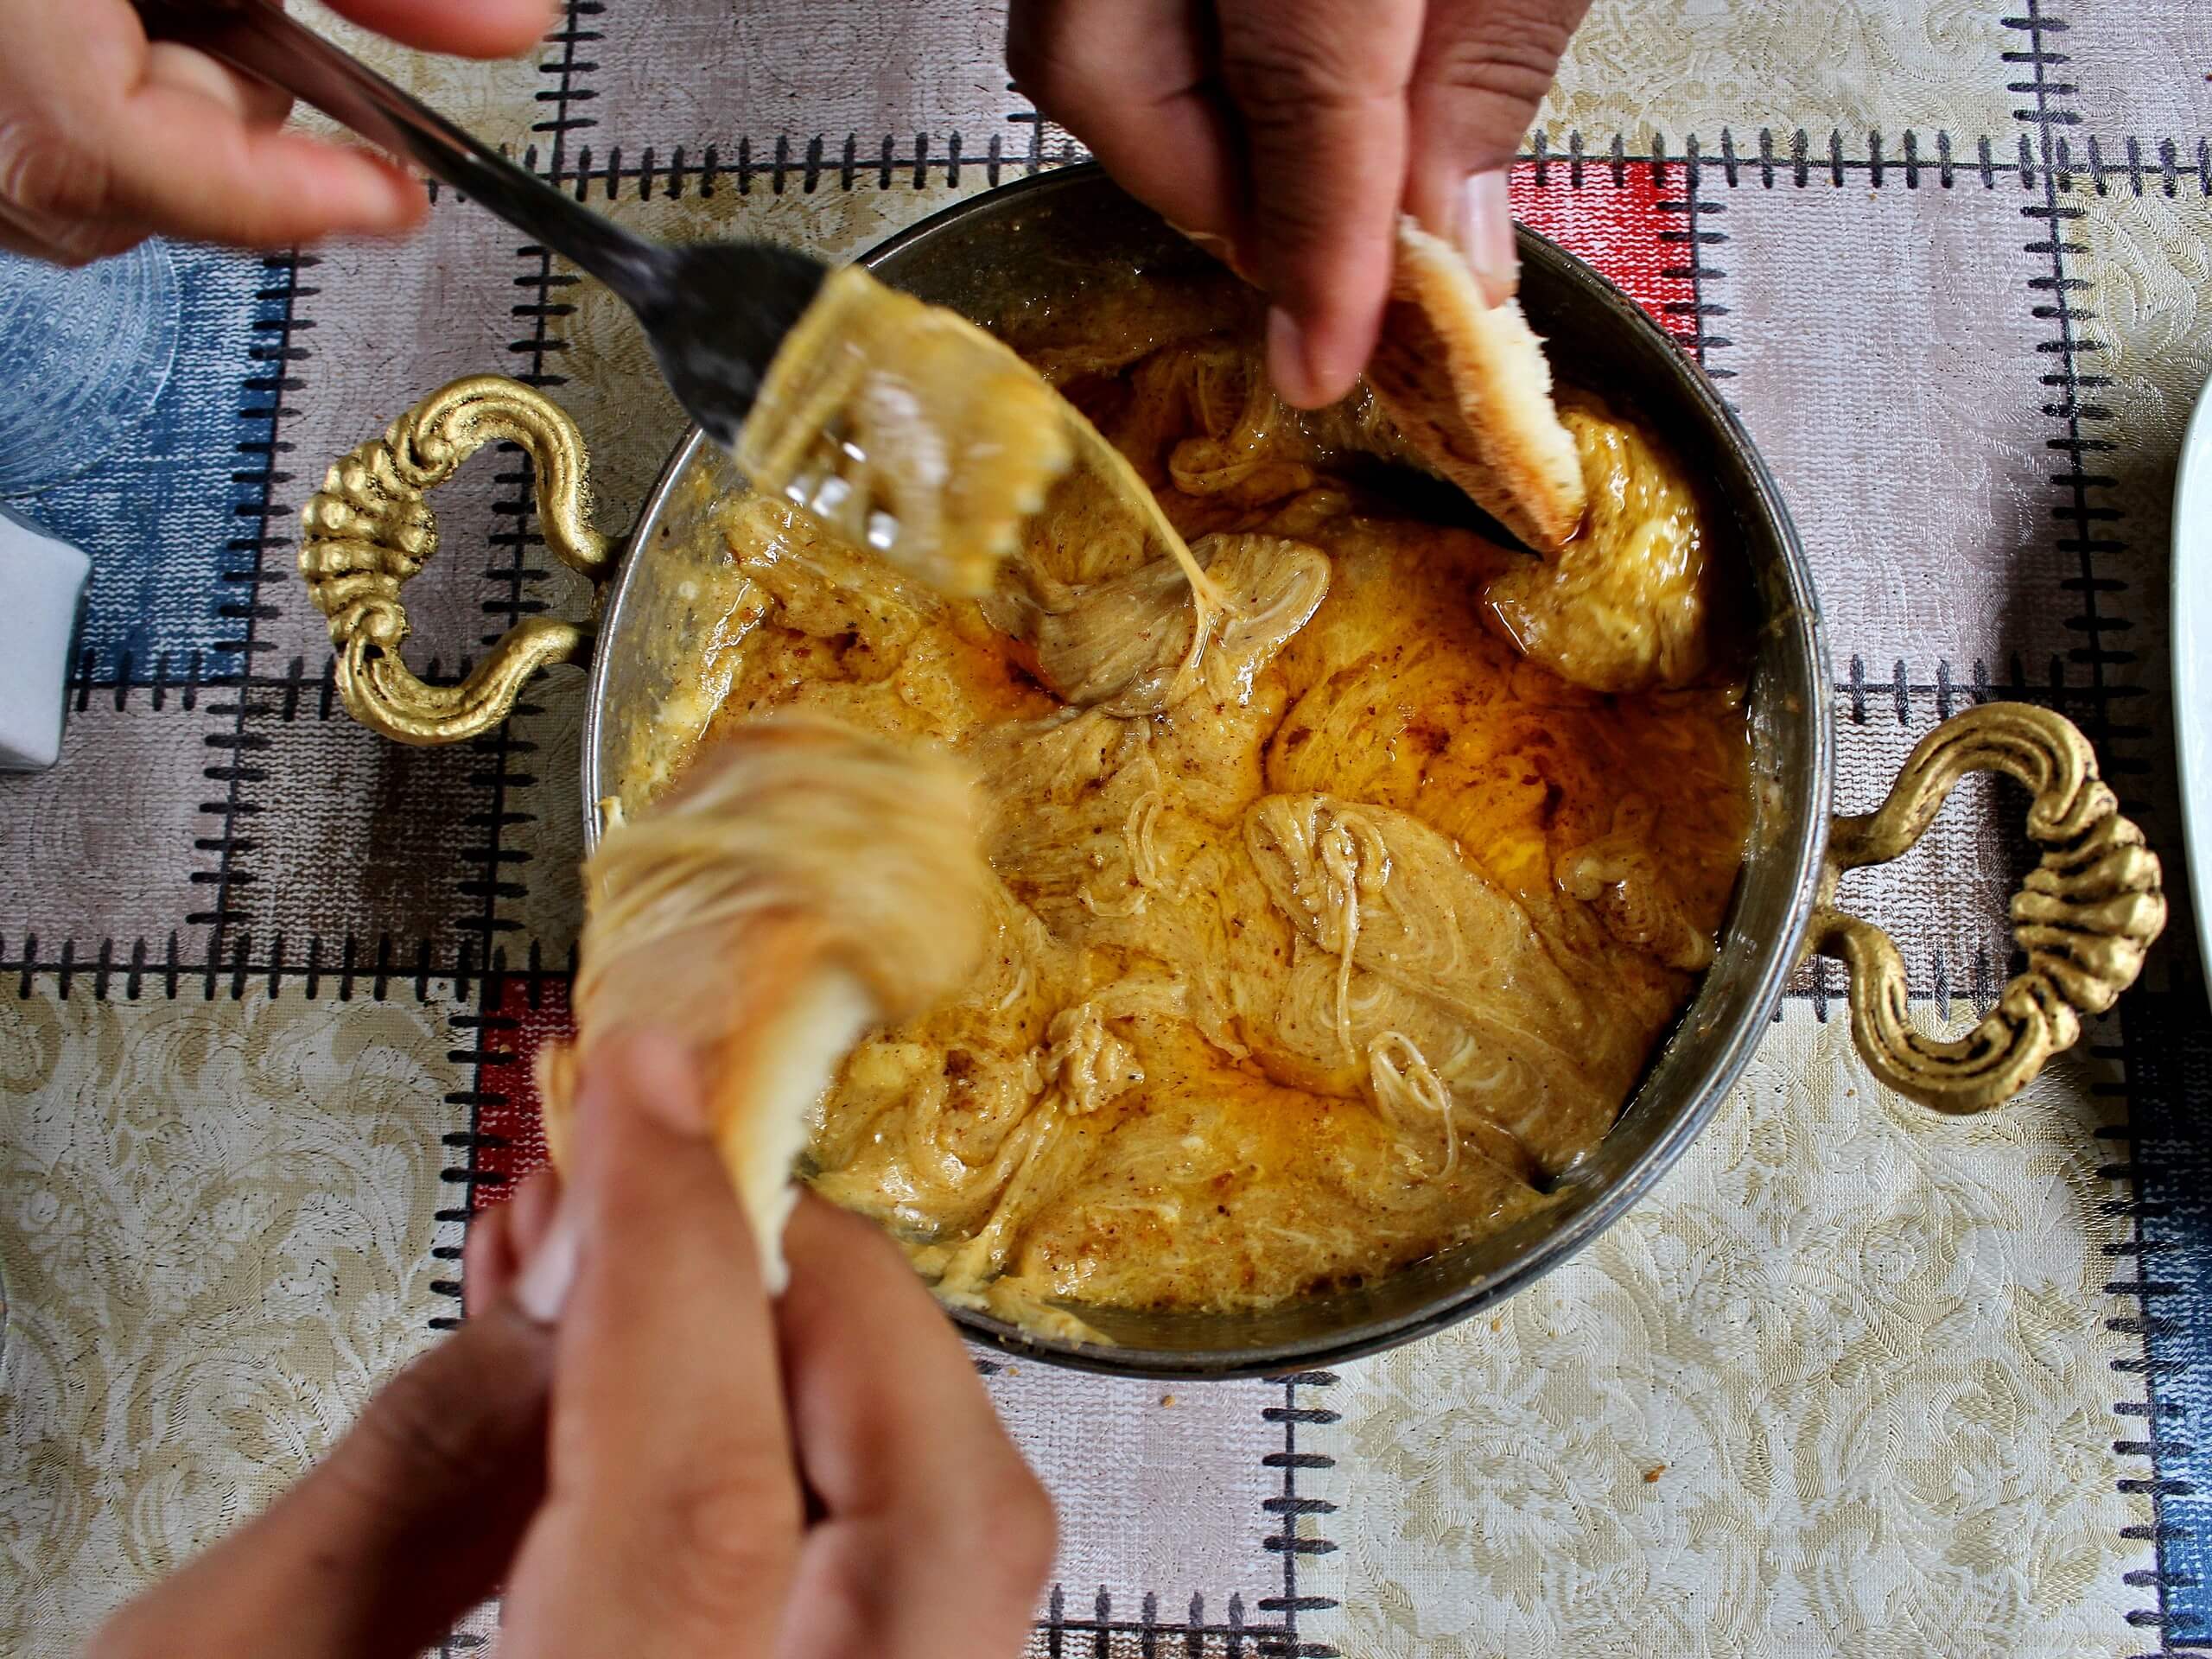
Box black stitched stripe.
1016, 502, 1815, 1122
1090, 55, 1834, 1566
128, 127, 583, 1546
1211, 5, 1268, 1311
183, 252, 311, 952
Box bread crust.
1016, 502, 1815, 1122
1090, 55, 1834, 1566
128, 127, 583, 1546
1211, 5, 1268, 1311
1363, 217, 1587, 553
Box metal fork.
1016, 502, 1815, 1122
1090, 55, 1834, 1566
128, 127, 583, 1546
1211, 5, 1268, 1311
132, 0, 827, 452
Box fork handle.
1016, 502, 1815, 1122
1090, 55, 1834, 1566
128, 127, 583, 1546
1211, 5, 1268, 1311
131, 0, 672, 306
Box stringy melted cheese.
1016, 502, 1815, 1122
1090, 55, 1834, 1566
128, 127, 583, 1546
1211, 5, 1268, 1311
1484, 396, 1716, 692
637, 280, 1753, 1319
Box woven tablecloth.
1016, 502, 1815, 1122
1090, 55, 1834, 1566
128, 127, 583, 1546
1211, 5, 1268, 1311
4, 3, 2211, 1654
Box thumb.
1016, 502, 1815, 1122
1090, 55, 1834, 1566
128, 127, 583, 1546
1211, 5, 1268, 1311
88, 1298, 554, 1659
498, 1028, 803, 1657
1403, 0, 1590, 303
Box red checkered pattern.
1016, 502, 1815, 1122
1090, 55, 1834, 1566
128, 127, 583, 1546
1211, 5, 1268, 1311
472, 977, 567, 1205
1512, 162, 1696, 343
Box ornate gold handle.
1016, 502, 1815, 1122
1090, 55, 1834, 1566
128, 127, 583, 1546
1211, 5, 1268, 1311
1806, 701, 2164, 1113
299, 375, 616, 744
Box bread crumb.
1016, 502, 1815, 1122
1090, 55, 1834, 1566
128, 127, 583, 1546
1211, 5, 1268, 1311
1160, 1393, 1178, 1408
1005, 1365, 1019, 1376
1643, 1465, 1666, 1484
1489, 1315, 1503, 1332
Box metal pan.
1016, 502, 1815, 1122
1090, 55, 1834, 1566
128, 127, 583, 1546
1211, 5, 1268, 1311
298, 164, 2164, 1377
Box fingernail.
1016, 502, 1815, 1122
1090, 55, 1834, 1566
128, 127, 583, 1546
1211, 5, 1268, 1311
1267, 306, 1324, 410
1462, 169, 1518, 308
1176, 224, 1255, 285
506, 1168, 563, 1260
513, 1194, 579, 1324
348, 161, 427, 232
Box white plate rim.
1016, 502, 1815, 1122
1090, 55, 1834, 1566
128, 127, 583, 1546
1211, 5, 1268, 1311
2171, 370, 2212, 977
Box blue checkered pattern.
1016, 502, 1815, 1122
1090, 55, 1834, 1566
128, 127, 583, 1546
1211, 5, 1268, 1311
3, 244, 289, 682
2122, 999, 2212, 1643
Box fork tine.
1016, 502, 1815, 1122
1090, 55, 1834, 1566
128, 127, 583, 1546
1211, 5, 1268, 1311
783, 464, 824, 510
809, 473, 854, 518
766, 410, 897, 550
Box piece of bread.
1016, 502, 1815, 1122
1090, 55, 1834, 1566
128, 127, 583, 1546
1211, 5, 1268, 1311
537, 715, 993, 1289
1362, 217, 1587, 554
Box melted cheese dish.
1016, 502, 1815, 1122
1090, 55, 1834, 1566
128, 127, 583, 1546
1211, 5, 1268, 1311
629, 276, 1752, 1325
